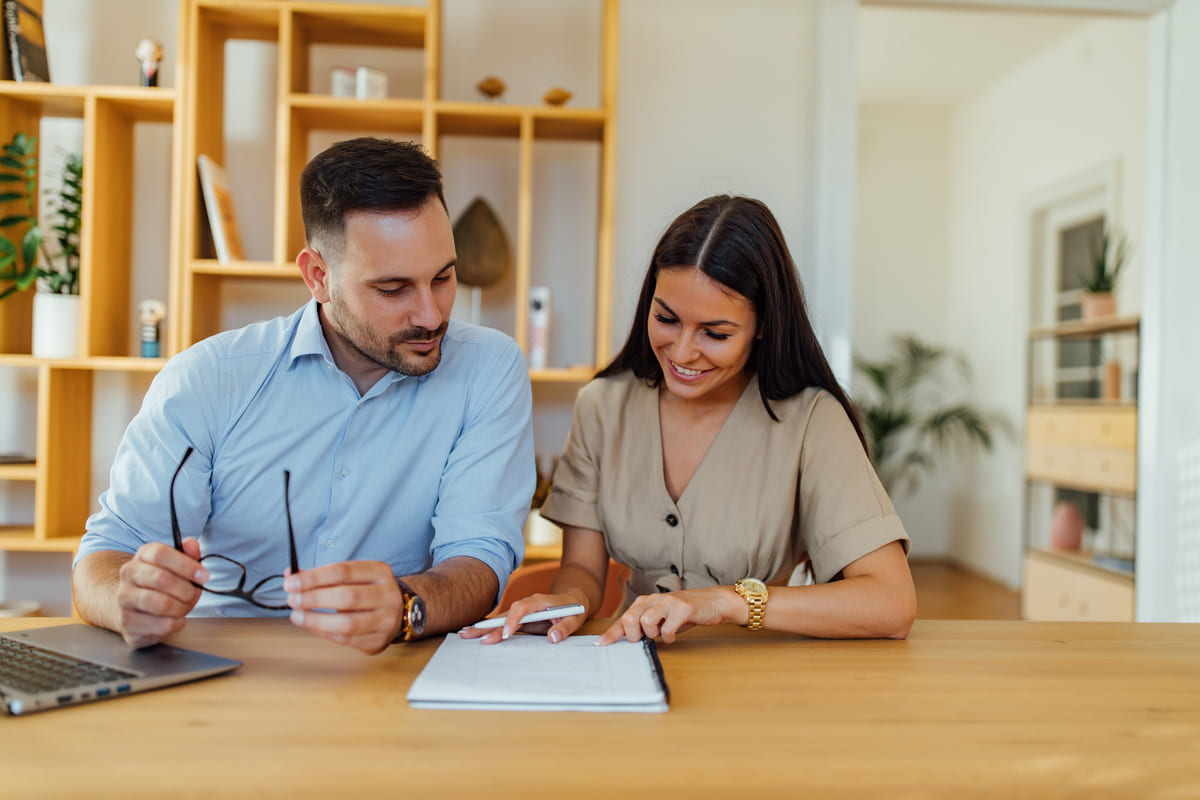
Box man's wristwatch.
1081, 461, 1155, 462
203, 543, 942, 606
394, 578, 426, 642
733, 578, 769, 630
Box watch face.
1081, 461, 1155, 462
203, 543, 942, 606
408, 596, 427, 636
739, 578, 767, 595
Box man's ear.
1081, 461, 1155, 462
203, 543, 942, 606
297, 247, 331, 303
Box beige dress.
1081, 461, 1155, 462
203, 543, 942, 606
540, 371, 909, 608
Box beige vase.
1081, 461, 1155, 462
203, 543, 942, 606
1081, 292, 1116, 320
32, 293, 81, 358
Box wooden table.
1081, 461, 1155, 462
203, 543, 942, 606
3, 617, 1199, 798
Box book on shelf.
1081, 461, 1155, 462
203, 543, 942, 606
196, 154, 246, 265
3, 0, 50, 83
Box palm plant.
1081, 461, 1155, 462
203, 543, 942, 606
853, 334, 1005, 496
0, 132, 83, 300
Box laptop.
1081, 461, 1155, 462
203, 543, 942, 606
0, 623, 242, 716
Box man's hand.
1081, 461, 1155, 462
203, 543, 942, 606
114, 538, 208, 649
284, 561, 403, 655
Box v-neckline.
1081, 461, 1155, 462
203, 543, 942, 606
651, 374, 759, 506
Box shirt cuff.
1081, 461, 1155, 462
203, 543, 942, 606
540, 486, 602, 532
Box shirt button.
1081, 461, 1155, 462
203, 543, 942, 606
325, 538, 335, 549
341, 467, 350, 477
665, 514, 678, 527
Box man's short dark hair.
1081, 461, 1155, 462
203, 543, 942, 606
299, 137, 446, 261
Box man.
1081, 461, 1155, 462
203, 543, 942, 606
73, 137, 534, 654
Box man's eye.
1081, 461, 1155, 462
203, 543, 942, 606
433, 275, 452, 284
376, 287, 403, 297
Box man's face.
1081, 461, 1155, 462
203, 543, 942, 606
316, 201, 457, 378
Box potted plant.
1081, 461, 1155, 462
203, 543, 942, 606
0, 132, 84, 357
854, 334, 1007, 497
1079, 226, 1130, 320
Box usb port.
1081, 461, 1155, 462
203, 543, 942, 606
96, 687, 111, 697
116, 684, 131, 693
57, 694, 73, 703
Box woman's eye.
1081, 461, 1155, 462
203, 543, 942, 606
705, 331, 730, 341
653, 314, 677, 325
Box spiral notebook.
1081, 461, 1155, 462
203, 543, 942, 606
407, 634, 669, 713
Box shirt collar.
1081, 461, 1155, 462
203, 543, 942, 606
288, 299, 424, 392
289, 299, 336, 367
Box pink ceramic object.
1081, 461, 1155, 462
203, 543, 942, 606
1049, 501, 1085, 550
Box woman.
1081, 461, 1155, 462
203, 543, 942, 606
465, 195, 915, 646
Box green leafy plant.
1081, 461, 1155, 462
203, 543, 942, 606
1080, 226, 1131, 294
0, 133, 83, 300
853, 334, 1006, 496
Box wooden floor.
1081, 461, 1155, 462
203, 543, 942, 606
911, 559, 1021, 620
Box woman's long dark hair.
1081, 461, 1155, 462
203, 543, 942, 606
598, 194, 867, 451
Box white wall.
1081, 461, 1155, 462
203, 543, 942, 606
1138, 4, 1200, 621
854, 105, 953, 557
2, 1, 827, 610
943, 18, 1148, 587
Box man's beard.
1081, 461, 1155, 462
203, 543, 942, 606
326, 301, 448, 377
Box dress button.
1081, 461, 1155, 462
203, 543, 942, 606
665, 514, 678, 527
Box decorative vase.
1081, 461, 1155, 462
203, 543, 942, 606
1081, 292, 1116, 320
1049, 501, 1084, 551
32, 293, 82, 358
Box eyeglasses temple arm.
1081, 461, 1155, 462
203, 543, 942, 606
284, 470, 300, 574
169, 447, 194, 551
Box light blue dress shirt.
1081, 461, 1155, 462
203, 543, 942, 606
76, 300, 534, 617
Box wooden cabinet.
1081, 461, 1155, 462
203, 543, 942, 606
0, 0, 617, 563
1022, 315, 1139, 621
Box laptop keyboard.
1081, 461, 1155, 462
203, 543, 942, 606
0, 636, 137, 694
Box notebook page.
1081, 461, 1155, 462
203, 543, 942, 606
406, 634, 668, 712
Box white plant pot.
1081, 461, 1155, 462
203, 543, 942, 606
32, 293, 82, 358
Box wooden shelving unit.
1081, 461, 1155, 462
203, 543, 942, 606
1022, 315, 1139, 621
1, 0, 616, 563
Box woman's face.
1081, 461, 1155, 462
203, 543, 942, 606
647, 267, 758, 405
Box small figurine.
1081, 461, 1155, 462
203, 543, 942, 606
542, 87, 572, 107
475, 76, 506, 102
138, 299, 166, 357
135, 38, 163, 87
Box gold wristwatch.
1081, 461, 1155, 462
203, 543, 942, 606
734, 578, 769, 630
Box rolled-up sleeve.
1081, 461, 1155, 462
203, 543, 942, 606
799, 393, 910, 584
540, 380, 604, 532
428, 338, 534, 598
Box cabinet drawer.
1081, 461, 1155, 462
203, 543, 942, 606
1076, 409, 1137, 449
1022, 552, 1134, 621
1074, 448, 1137, 493
1026, 408, 1078, 445
1025, 443, 1079, 484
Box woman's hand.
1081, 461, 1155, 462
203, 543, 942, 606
595, 586, 739, 645
458, 591, 588, 645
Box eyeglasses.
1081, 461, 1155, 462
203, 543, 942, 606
170, 447, 300, 610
